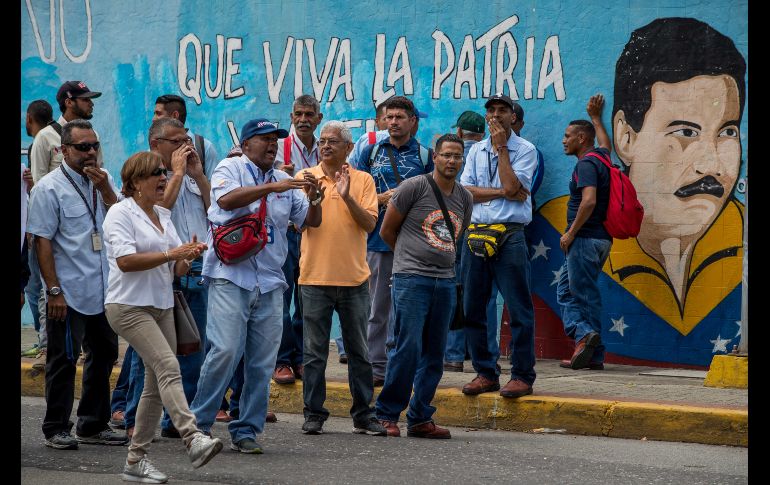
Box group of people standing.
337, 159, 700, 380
22, 80, 613, 483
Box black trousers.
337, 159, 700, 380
42, 306, 118, 439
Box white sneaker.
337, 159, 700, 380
187, 432, 223, 469
121, 456, 168, 483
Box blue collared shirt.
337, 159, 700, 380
168, 171, 208, 243
27, 162, 115, 315
202, 155, 309, 292
460, 132, 538, 224
356, 136, 434, 252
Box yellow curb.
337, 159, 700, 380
704, 354, 748, 389
21, 362, 121, 399
270, 381, 747, 447
23, 364, 747, 447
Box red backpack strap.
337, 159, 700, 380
283, 136, 292, 165
585, 150, 611, 168
367, 131, 377, 144
258, 195, 268, 218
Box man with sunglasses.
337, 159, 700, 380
117, 118, 213, 440
27, 119, 127, 450
153, 94, 221, 180
56, 81, 104, 169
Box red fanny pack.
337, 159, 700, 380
211, 195, 268, 265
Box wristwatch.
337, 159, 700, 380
310, 193, 323, 206
46, 286, 62, 296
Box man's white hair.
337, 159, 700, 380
320, 121, 352, 143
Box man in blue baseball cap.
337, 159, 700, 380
190, 118, 324, 454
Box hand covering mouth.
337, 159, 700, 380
674, 175, 724, 198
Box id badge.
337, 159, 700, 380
91, 232, 103, 251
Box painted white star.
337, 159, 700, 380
550, 266, 564, 286
735, 320, 742, 338
531, 239, 551, 261
710, 335, 731, 354
609, 316, 629, 337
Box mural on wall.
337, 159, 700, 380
21, 1, 748, 366
533, 17, 747, 366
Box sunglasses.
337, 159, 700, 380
66, 141, 100, 152
150, 166, 168, 177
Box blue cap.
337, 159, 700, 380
415, 109, 429, 119
240, 118, 289, 142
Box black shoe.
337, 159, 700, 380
339, 355, 348, 364
302, 416, 324, 435
75, 428, 128, 445
353, 417, 387, 436
443, 361, 463, 372
161, 427, 181, 439
45, 431, 79, 450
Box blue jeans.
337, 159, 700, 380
124, 283, 208, 431
276, 230, 303, 366
190, 279, 282, 443
161, 281, 208, 431
556, 236, 612, 363
110, 346, 133, 414
25, 239, 45, 346
462, 229, 535, 385
301, 283, 374, 424
376, 274, 455, 426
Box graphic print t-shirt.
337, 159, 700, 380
390, 175, 473, 278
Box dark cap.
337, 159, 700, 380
452, 111, 485, 133
56, 81, 102, 104
484, 93, 514, 111
414, 108, 429, 119
240, 118, 289, 142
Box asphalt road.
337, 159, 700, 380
20, 397, 747, 484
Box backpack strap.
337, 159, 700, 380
367, 131, 377, 144
367, 142, 380, 170
417, 143, 432, 170
283, 136, 292, 165
49, 121, 63, 136
584, 150, 611, 168
385, 146, 402, 185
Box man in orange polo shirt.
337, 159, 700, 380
295, 121, 386, 437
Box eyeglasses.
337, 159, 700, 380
157, 137, 192, 147
150, 166, 168, 177
317, 138, 346, 146
438, 153, 464, 161
65, 141, 100, 152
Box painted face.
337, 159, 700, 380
62, 128, 99, 174
618, 75, 742, 239
485, 102, 515, 133
434, 141, 464, 180
242, 132, 279, 170
69, 97, 94, 120
385, 108, 416, 140
290, 103, 322, 138
318, 128, 353, 163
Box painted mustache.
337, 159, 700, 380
674, 175, 724, 198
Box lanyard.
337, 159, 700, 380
486, 151, 499, 183
60, 164, 98, 231
291, 135, 318, 170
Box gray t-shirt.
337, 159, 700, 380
390, 175, 473, 278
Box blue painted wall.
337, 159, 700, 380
21, 0, 748, 365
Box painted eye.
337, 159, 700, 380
670, 128, 699, 138
718, 127, 739, 138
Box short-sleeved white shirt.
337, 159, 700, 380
102, 197, 183, 309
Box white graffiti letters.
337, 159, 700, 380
179, 33, 245, 106
25, 0, 92, 64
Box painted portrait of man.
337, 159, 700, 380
532, 17, 746, 365
608, 17, 746, 336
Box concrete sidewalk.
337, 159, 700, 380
20, 327, 747, 447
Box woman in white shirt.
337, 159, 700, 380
102, 151, 222, 484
